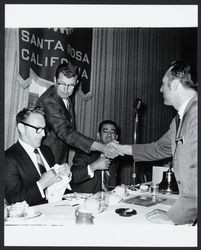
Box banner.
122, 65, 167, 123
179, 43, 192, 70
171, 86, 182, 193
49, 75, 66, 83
18, 28, 93, 95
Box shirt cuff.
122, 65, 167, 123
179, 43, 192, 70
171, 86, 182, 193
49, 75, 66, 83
36, 181, 46, 198
87, 165, 94, 178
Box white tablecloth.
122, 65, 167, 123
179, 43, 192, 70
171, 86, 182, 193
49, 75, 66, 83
4, 190, 197, 247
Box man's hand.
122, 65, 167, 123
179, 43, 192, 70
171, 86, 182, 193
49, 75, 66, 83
102, 141, 124, 158
146, 209, 174, 224
38, 169, 61, 190
90, 141, 124, 159
53, 163, 72, 179
90, 156, 111, 172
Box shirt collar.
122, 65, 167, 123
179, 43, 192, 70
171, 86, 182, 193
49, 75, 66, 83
178, 96, 194, 120
19, 138, 35, 154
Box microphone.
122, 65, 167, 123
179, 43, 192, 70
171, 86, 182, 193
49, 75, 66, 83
134, 98, 142, 111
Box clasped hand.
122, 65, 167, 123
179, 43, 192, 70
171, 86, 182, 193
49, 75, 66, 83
90, 155, 111, 172
102, 141, 124, 159
38, 163, 71, 189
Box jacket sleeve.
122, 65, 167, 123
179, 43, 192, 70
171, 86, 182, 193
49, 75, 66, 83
132, 128, 172, 162
71, 151, 93, 184
38, 97, 94, 153
5, 156, 46, 206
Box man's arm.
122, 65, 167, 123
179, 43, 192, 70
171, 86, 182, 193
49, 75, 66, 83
110, 128, 173, 161
38, 97, 94, 154
71, 151, 95, 184
38, 97, 121, 158
5, 157, 46, 206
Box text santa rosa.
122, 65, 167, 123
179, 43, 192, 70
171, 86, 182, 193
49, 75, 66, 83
18, 28, 93, 94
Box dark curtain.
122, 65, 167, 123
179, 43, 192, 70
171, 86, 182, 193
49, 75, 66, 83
5, 28, 197, 184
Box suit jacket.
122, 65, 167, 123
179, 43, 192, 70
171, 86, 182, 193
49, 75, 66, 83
132, 95, 197, 225
5, 141, 55, 206
71, 150, 120, 193
35, 85, 94, 164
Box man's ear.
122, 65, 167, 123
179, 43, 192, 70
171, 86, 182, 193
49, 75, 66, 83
171, 79, 180, 91
17, 123, 25, 134
115, 134, 118, 141
54, 76, 57, 84
96, 132, 101, 141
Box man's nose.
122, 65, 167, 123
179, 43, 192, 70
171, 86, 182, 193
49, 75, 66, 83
40, 129, 45, 137
62, 85, 69, 91
107, 132, 112, 138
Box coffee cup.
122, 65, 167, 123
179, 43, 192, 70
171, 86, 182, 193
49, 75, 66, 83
112, 186, 127, 197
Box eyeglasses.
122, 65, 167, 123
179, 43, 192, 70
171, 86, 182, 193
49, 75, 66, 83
20, 122, 48, 134
57, 81, 77, 88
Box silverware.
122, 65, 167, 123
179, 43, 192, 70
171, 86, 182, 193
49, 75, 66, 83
54, 203, 79, 207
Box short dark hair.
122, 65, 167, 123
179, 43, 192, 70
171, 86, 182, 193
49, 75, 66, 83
16, 106, 45, 124
98, 120, 119, 134
55, 61, 78, 80
167, 60, 197, 90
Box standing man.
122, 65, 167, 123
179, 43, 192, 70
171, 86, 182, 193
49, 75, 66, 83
35, 62, 121, 164
5, 106, 71, 206
114, 61, 197, 225
71, 120, 121, 193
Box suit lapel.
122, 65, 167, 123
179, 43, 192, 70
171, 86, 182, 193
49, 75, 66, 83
177, 94, 197, 137
16, 141, 41, 179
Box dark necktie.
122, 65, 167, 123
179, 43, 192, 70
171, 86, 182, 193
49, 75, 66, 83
175, 113, 181, 133
34, 149, 46, 174
102, 170, 110, 191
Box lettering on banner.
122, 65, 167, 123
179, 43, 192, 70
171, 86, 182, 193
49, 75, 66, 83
19, 28, 93, 94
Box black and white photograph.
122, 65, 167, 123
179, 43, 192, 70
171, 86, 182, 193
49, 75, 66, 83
3, 3, 198, 247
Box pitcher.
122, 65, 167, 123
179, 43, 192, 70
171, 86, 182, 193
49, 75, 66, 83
75, 208, 94, 225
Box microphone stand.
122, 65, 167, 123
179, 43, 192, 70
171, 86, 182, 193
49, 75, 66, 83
130, 110, 139, 190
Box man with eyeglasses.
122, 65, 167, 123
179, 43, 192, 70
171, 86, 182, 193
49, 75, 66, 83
5, 106, 71, 206
111, 61, 197, 225
35, 61, 123, 165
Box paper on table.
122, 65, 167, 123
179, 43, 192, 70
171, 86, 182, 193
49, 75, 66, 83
46, 164, 72, 203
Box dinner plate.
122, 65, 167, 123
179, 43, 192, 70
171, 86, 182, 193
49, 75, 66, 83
63, 193, 93, 200
6, 210, 42, 221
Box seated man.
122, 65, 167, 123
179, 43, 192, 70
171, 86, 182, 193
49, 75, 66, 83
5, 106, 71, 206
71, 120, 121, 193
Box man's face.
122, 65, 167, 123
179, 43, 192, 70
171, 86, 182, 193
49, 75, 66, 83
20, 113, 46, 148
97, 123, 118, 144
160, 71, 175, 106
55, 72, 77, 99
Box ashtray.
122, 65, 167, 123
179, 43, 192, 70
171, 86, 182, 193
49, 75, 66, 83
115, 208, 137, 217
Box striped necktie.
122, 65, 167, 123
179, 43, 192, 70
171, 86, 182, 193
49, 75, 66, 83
102, 170, 110, 191
34, 149, 46, 174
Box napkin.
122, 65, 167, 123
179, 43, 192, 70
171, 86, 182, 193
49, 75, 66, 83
46, 164, 72, 203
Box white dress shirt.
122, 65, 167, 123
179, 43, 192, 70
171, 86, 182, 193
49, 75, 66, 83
178, 96, 195, 120
19, 139, 50, 198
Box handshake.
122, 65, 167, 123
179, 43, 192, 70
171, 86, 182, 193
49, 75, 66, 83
100, 141, 132, 159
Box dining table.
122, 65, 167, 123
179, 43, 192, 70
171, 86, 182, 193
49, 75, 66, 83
4, 187, 197, 247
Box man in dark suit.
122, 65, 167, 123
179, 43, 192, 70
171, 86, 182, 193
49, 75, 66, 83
114, 61, 197, 225
71, 120, 121, 193
5, 106, 71, 206
35, 62, 122, 164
